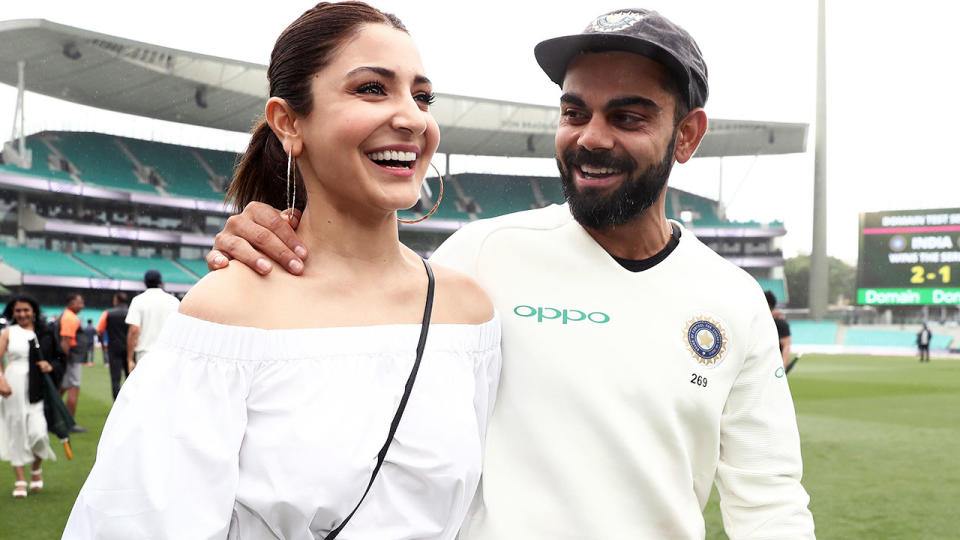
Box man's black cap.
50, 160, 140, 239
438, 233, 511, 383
534, 9, 709, 110
144, 269, 162, 287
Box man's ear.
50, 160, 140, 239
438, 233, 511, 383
673, 108, 708, 164
265, 97, 303, 156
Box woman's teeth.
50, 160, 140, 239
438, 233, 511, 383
366, 150, 417, 169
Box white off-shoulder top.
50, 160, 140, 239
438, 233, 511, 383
63, 312, 501, 540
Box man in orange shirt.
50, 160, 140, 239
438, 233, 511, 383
59, 293, 88, 433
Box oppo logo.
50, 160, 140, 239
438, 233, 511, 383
513, 305, 611, 324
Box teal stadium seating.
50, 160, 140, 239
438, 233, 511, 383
0, 138, 74, 182
843, 328, 953, 349
789, 321, 839, 346
756, 278, 787, 302
121, 137, 222, 200
73, 253, 196, 284
455, 174, 540, 218
177, 259, 209, 279
51, 132, 158, 194
0, 246, 101, 278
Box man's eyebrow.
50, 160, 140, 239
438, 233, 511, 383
560, 93, 586, 107
346, 66, 431, 86
605, 96, 661, 112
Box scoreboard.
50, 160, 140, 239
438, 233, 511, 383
857, 208, 960, 306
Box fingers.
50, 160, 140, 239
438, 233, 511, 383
205, 249, 230, 272
226, 202, 306, 275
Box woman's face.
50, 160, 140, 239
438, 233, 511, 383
297, 23, 440, 217
12, 301, 34, 328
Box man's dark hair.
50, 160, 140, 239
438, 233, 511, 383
114, 292, 128, 304
658, 70, 691, 126
66, 292, 82, 304
764, 290, 777, 310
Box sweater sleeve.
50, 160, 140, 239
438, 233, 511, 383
715, 289, 815, 539
62, 344, 250, 539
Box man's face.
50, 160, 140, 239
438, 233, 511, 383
70, 296, 85, 313
555, 52, 680, 230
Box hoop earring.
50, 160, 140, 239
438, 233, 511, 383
286, 149, 297, 215
398, 162, 444, 224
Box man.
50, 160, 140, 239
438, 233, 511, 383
59, 293, 88, 433
207, 9, 814, 538
125, 269, 180, 373
97, 292, 131, 400
917, 322, 932, 362
766, 289, 798, 373
82, 318, 97, 366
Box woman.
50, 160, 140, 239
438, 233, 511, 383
0, 295, 57, 498
64, 2, 500, 539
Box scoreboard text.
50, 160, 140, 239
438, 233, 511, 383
856, 208, 960, 306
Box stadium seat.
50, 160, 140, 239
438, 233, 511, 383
0, 246, 101, 278
121, 137, 223, 200
50, 132, 158, 194
73, 253, 197, 284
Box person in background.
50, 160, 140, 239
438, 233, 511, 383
96, 293, 130, 400
765, 290, 797, 372
58, 293, 87, 433
125, 270, 179, 373
82, 319, 97, 367
0, 295, 57, 498
917, 322, 932, 362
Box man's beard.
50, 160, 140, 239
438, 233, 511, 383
557, 137, 676, 230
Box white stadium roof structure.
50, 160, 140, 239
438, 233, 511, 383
0, 18, 808, 159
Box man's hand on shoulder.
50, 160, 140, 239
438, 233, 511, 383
206, 202, 307, 276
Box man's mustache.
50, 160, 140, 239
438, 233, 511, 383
560, 148, 637, 174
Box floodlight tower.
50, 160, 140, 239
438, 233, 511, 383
809, 0, 829, 320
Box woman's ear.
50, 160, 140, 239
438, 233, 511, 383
265, 97, 303, 157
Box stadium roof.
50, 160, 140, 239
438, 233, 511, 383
0, 18, 807, 158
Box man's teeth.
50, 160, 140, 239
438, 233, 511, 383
580, 165, 621, 176
366, 150, 417, 162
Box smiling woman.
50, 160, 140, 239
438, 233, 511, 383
61, 3, 500, 539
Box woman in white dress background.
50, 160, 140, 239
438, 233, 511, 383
0, 295, 57, 498
64, 2, 500, 538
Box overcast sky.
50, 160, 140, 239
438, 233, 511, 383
1, 0, 958, 263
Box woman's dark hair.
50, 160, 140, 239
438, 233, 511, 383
3, 294, 42, 328
227, 2, 408, 213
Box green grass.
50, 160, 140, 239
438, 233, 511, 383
704, 354, 960, 539
4, 353, 959, 538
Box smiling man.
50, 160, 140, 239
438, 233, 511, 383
209, 8, 814, 539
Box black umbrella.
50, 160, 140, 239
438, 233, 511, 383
29, 337, 75, 459
41, 371, 75, 459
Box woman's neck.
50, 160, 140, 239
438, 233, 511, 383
295, 201, 409, 275
18, 322, 34, 332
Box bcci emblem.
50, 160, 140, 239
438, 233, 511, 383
683, 316, 728, 368
589, 11, 646, 33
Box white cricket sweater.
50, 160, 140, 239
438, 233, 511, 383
432, 204, 814, 540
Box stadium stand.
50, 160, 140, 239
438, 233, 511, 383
49, 132, 157, 194
0, 245, 102, 278
454, 173, 540, 218
0, 137, 73, 182
121, 137, 222, 200
790, 321, 840, 346
756, 278, 787, 302
72, 253, 197, 284
177, 259, 209, 279
843, 327, 954, 349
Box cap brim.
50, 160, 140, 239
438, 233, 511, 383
534, 33, 691, 98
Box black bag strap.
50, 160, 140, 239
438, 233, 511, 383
325, 258, 435, 540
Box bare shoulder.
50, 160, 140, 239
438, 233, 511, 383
178, 260, 276, 324
429, 263, 494, 325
